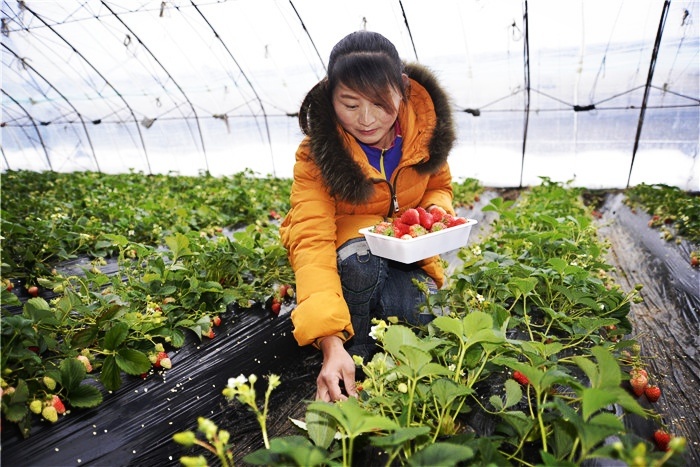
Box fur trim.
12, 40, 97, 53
303, 63, 455, 203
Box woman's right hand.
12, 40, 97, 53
316, 335, 357, 402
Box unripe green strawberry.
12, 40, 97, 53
43, 376, 57, 390
29, 400, 43, 414
160, 357, 172, 369
42, 406, 58, 423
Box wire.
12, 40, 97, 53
100, 0, 209, 172
287, 0, 325, 73
398, 0, 419, 62
628, 0, 672, 188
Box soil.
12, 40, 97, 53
2, 189, 697, 466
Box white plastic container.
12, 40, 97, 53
359, 218, 478, 264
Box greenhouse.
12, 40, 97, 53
1, 1, 698, 466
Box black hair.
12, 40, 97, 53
299, 31, 406, 135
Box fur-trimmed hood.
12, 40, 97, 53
300, 62, 456, 204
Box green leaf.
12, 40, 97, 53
371, 426, 431, 448
498, 410, 535, 439
103, 233, 129, 248
103, 321, 129, 351
407, 441, 474, 466
503, 378, 523, 408
4, 379, 30, 422
305, 407, 337, 450
115, 348, 152, 375
430, 378, 471, 407
580, 387, 618, 421
100, 355, 122, 391
70, 325, 99, 349
165, 233, 192, 259
59, 357, 87, 392
243, 436, 330, 466
590, 346, 621, 388
23, 298, 58, 325
508, 277, 538, 297
489, 394, 503, 411
572, 355, 598, 387
578, 412, 624, 453
66, 384, 103, 408
431, 316, 462, 339
308, 398, 398, 439
382, 325, 422, 357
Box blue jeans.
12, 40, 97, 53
336, 238, 439, 360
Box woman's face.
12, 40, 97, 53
332, 82, 401, 149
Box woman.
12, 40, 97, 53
280, 30, 456, 402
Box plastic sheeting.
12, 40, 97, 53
0, 300, 321, 466
1, 0, 698, 189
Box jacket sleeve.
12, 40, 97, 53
420, 162, 455, 215
280, 147, 354, 347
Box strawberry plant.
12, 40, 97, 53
2, 210, 295, 437
176, 178, 685, 466
624, 183, 700, 265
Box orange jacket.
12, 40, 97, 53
280, 63, 456, 347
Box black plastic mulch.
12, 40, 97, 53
597, 192, 700, 466
1, 299, 320, 466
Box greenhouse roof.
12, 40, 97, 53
1, 0, 698, 189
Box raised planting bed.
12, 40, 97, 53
2, 174, 696, 466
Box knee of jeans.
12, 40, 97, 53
337, 249, 385, 294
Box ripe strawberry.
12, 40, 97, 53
653, 429, 671, 451
27, 285, 39, 297
400, 208, 420, 226
691, 255, 699, 267
512, 370, 529, 385
629, 368, 649, 396
206, 329, 215, 339
153, 351, 169, 368
447, 216, 468, 228
428, 205, 447, 222
418, 209, 434, 230
645, 385, 661, 402
52, 395, 66, 414
212, 316, 222, 327
271, 301, 281, 315
392, 219, 409, 237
